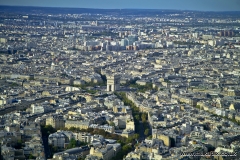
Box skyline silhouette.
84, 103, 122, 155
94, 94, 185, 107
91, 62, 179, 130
0, 0, 240, 11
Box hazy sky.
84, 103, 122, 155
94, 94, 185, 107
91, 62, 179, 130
0, 0, 240, 11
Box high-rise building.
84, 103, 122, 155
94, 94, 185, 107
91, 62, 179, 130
126, 45, 133, 50
219, 31, 224, 36
224, 31, 228, 37
120, 39, 128, 47
127, 35, 138, 45
220, 30, 234, 37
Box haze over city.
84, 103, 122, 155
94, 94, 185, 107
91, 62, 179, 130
0, 0, 240, 11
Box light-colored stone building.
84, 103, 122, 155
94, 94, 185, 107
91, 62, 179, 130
106, 74, 120, 92
46, 115, 65, 129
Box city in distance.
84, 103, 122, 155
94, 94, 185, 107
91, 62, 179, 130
0, 4, 240, 160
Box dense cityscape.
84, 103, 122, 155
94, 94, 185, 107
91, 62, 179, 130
0, 5, 240, 160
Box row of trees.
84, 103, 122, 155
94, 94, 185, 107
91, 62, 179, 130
66, 127, 139, 144
114, 92, 140, 124
41, 123, 139, 158
41, 125, 57, 137
95, 70, 107, 84
66, 138, 88, 149
71, 81, 102, 94
115, 92, 150, 136
125, 78, 155, 93
129, 82, 154, 93
63, 127, 139, 160
71, 71, 107, 94
113, 92, 153, 158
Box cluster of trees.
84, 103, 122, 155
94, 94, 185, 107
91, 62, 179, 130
65, 138, 88, 149
14, 140, 23, 149
125, 78, 139, 86
72, 82, 101, 94
41, 90, 151, 159
112, 134, 139, 160
41, 125, 139, 159
66, 138, 78, 149
71, 74, 107, 94
95, 70, 107, 84
142, 113, 150, 137
49, 145, 58, 154
85, 89, 97, 94
114, 92, 151, 138
179, 101, 186, 104
113, 92, 153, 158
108, 121, 115, 127
60, 73, 68, 77
129, 82, 154, 93
41, 125, 57, 137
135, 112, 150, 136
67, 127, 127, 142
164, 79, 171, 83
114, 92, 140, 125
29, 77, 35, 81
146, 135, 152, 140
73, 81, 105, 88
125, 78, 155, 93
112, 144, 132, 160
10, 82, 19, 87
64, 126, 139, 160
28, 154, 36, 159
196, 105, 201, 109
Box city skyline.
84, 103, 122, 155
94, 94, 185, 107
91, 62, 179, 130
1, 3, 240, 160
0, 0, 240, 11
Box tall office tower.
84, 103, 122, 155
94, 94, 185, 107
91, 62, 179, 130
228, 30, 234, 37
127, 35, 138, 45
121, 39, 128, 47
219, 31, 223, 36
119, 32, 122, 38
224, 31, 228, 37
106, 74, 120, 92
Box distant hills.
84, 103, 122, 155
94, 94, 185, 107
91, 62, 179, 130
0, 5, 240, 17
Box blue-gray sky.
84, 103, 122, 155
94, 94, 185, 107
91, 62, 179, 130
0, 0, 240, 11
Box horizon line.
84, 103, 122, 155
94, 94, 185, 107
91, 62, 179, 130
0, 5, 240, 12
